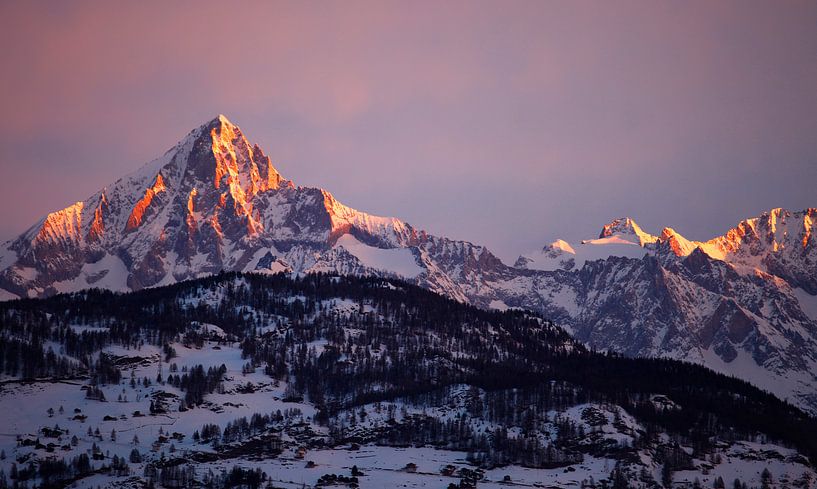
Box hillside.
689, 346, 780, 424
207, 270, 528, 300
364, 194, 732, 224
0, 272, 814, 488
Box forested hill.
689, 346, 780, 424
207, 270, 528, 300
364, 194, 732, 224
1, 271, 816, 487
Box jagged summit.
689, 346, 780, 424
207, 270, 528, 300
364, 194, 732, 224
184, 114, 286, 193
544, 239, 576, 255
597, 217, 658, 246
657, 226, 697, 256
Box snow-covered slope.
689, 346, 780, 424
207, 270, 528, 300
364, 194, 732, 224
2, 274, 812, 489
1, 116, 816, 413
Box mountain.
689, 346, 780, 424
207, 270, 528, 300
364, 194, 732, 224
1, 273, 814, 488
0, 115, 426, 297
0, 115, 500, 304
514, 210, 817, 409
1, 115, 816, 412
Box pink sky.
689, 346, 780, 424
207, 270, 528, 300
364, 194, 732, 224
1, 0, 815, 260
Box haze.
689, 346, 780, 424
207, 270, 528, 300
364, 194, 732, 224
1, 0, 815, 262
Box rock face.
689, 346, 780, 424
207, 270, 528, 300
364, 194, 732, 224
1, 115, 817, 411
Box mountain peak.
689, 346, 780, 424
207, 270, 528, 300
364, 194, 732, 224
544, 239, 576, 256
598, 217, 658, 246
658, 227, 696, 256
180, 115, 286, 194
201, 114, 237, 130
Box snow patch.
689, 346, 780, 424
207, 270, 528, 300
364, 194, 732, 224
581, 236, 642, 246
15, 266, 39, 281
51, 254, 130, 294
0, 242, 16, 270
793, 288, 817, 322
520, 239, 648, 272
0, 288, 18, 301
549, 239, 576, 254
335, 234, 423, 278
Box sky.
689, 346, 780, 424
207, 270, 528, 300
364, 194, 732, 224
1, 1, 815, 262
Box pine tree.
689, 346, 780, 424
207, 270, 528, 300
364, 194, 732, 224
129, 449, 142, 463
761, 469, 773, 489
661, 462, 672, 488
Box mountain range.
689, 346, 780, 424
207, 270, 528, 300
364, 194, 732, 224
1, 115, 816, 412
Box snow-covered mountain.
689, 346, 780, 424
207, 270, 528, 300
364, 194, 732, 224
0, 115, 427, 297
512, 210, 817, 409
1, 115, 816, 412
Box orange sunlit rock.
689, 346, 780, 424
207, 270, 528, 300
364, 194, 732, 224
36, 202, 84, 244
87, 193, 108, 242
211, 122, 240, 190
126, 174, 166, 231
187, 188, 198, 215
210, 214, 224, 239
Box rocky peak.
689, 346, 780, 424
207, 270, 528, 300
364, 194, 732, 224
188, 115, 285, 196
543, 239, 576, 257
598, 217, 658, 246
657, 227, 697, 257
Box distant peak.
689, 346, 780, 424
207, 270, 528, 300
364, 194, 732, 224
599, 217, 658, 246
659, 227, 679, 239
545, 239, 576, 255
658, 227, 696, 256
599, 217, 639, 238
